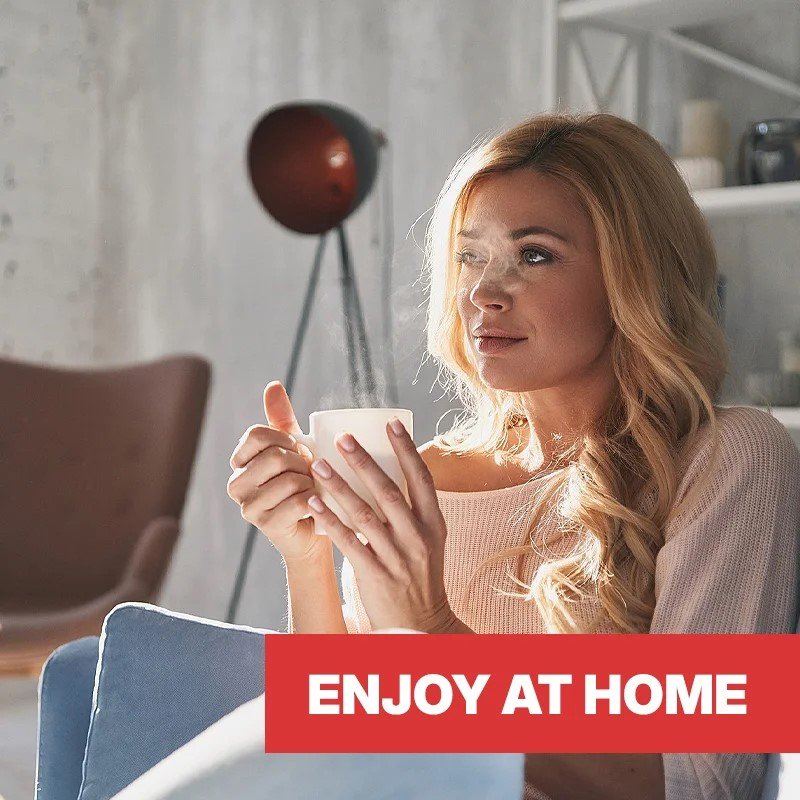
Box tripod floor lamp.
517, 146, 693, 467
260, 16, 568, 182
226, 101, 397, 624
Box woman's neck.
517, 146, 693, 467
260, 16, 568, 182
428, 430, 566, 493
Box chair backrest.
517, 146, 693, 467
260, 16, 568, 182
35, 603, 269, 800
78, 603, 268, 800
0, 355, 211, 608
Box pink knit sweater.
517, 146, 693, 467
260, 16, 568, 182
340, 406, 800, 800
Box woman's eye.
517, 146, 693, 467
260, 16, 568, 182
454, 247, 554, 266
454, 250, 481, 265
521, 246, 553, 265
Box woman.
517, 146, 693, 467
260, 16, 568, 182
227, 113, 800, 800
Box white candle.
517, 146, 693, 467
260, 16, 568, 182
679, 99, 729, 162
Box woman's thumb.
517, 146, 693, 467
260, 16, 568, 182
263, 381, 302, 437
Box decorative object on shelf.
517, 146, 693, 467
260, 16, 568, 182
744, 370, 800, 407
680, 99, 730, 162
739, 118, 800, 185
674, 99, 729, 191
778, 328, 800, 374
675, 156, 725, 191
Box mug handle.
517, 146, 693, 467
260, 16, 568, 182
293, 430, 320, 524
293, 430, 317, 460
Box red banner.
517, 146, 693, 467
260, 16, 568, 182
264, 633, 800, 753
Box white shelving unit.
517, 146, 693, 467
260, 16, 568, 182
548, 0, 800, 436
558, 0, 768, 31
694, 180, 800, 218
551, 0, 800, 121
557, 0, 800, 33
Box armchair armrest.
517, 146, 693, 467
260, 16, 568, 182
0, 518, 181, 674
119, 516, 181, 599
36, 636, 100, 800
109, 693, 524, 800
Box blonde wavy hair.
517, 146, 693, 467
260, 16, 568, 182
422, 112, 730, 634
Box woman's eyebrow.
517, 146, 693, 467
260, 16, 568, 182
457, 225, 572, 244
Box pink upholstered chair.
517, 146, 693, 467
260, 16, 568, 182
0, 354, 211, 675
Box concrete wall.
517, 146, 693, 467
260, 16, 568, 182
0, 0, 100, 362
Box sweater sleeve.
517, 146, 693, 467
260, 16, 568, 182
650, 407, 800, 800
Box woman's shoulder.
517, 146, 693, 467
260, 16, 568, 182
666, 404, 800, 532
418, 439, 443, 479
715, 403, 796, 441
417, 439, 441, 467
417, 439, 474, 492
681, 404, 799, 472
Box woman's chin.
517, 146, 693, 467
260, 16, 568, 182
477, 366, 535, 393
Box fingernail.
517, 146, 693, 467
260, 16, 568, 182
337, 432, 357, 452
311, 458, 332, 479
308, 495, 325, 512
388, 416, 404, 435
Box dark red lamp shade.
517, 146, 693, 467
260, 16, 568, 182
246, 102, 380, 235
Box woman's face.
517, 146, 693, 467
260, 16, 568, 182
455, 168, 614, 394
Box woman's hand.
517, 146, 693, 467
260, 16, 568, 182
303, 416, 464, 633
227, 381, 329, 565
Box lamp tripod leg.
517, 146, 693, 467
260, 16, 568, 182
225, 234, 328, 624
286, 234, 328, 392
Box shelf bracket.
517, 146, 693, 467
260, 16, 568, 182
561, 24, 642, 118
556, 18, 800, 125
654, 29, 800, 105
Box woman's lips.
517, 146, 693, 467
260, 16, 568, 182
475, 336, 527, 355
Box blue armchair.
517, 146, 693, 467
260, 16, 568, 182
34, 603, 525, 800
35, 602, 799, 800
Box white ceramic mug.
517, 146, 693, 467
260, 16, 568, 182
294, 407, 414, 538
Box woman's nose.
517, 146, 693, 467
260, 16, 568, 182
469, 278, 512, 311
